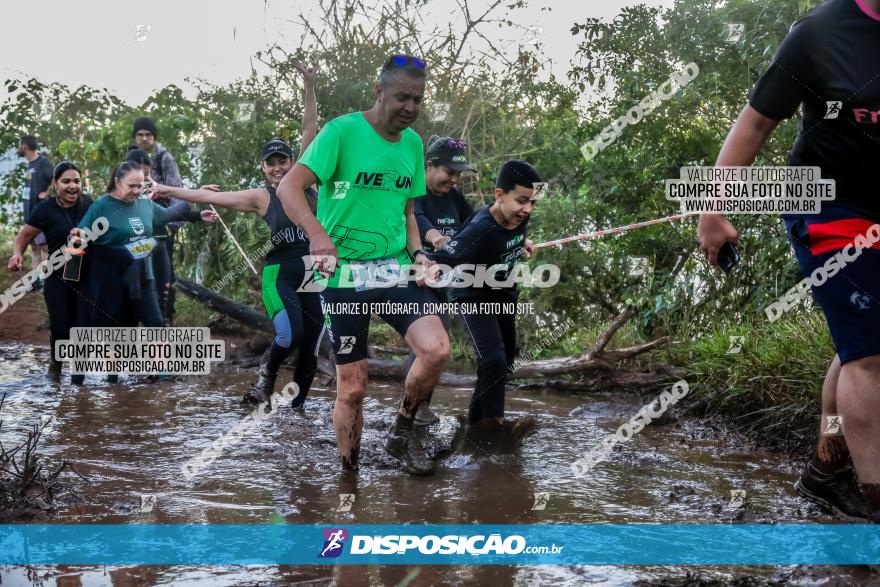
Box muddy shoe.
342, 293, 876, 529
48, 359, 62, 381
467, 417, 539, 446
413, 402, 440, 427
511, 416, 539, 443
385, 417, 435, 476
795, 462, 869, 520
242, 366, 275, 405
341, 451, 360, 473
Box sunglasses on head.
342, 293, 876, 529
445, 138, 467, 150
383, 54, 427, 71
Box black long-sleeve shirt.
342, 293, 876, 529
414, 186, 474, 251
427, 204, 528, 301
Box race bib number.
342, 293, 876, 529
350, 257, 401, 291
125, 237, 157, 260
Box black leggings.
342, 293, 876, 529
84, 254, 165, 329
90, 280, 164, 328
43, 275, 89, 362
152, 237, 173, 325
459, 305, 517, 423
261, 261, 325, 405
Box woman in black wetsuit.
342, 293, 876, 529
152, 138, 323, 408
150, 62, 322, 407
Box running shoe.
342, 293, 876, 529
340, 450, 360, 472
385, 417, 436, 476
466, 416, 540, 445
242, 366, 275, 405
795, 462, 869, 520
511, 416, 540, 443
413, 402, 440, 427
48, 358, 61, 381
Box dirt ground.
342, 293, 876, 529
0, 278, 50, 344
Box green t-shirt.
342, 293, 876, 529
78, 195, 171, 280
298, 112, 426, 288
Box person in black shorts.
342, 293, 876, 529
276, 55, 450, 476
407, 135, 476, 426
429, 160, 540, 440
698, 0, 880, 522
151, 64, 321, 408
7, 161, 92, 383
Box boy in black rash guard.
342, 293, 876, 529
7, 162, 92, 382
428, 160, 541, 439
407, 135, 476, 426
699, 0, 880, 522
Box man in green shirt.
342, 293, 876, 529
277, 55, 449, 476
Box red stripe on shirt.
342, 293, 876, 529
855, 0, 880, 21
808, 218, 880, 255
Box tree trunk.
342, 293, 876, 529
175, 281, 685, 391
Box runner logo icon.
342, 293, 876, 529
850, 291, 871, 310
333, 181, 350, 199
824, 415, 843, 435
824, 101, 842, 119
338, 336, 356, 354
319, 528, 348, 558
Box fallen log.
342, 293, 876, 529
175, 281, 684, 390
175, 279, 273, 331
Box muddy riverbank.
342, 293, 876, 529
0, 329, 876, 585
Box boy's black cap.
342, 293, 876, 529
426, 136, 476, 173
261, 138, 293, 161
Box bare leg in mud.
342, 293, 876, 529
815, 355, 849, 473
333, 316, 449, 471
836, 354, 880, 517
401, 315, 449, 420
334, 360, 367, 471
332, 316, 449, 473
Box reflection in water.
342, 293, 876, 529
0, 342, 872, 585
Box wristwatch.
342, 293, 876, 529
411, 248, 428, 261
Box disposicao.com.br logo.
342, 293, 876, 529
318, 528, 563, 557
319, 528, 348, 558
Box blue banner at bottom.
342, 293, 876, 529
1, 524, 878, 565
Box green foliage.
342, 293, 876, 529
0, 0, 831, 373
673, 309, 831, 438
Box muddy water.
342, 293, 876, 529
0, 341, 876, 586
